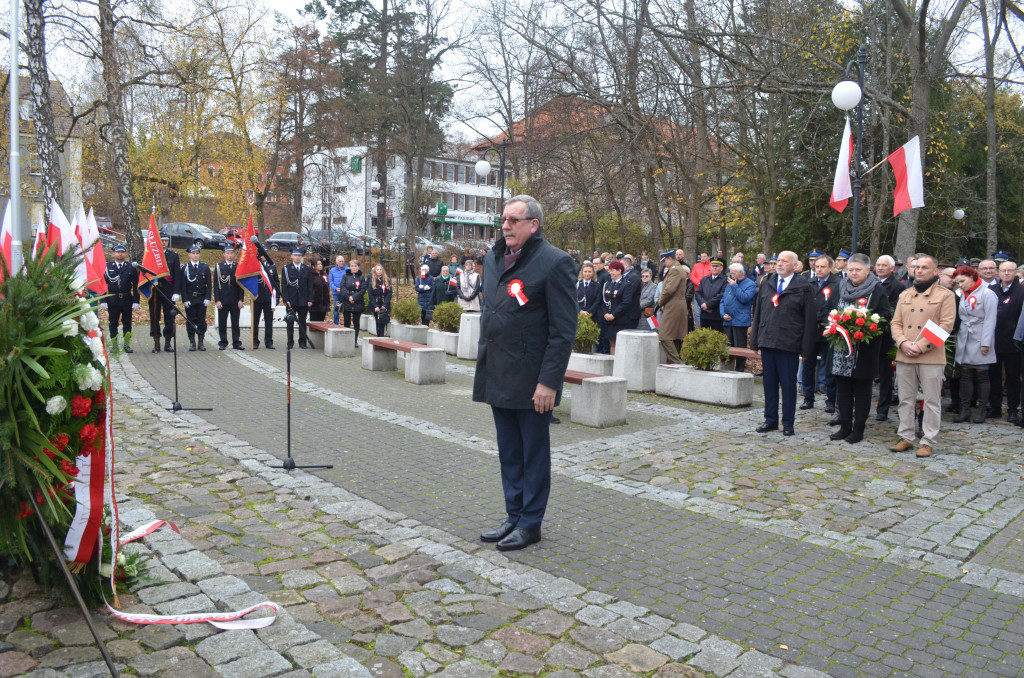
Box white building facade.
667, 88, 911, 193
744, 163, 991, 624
301, 146, 506, 243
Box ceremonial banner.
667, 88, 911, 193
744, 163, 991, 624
138, 214, 169, 299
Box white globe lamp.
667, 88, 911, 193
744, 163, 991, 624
831, 81, 862, 111
952, 208, 965, 220
475, 159, 492, 179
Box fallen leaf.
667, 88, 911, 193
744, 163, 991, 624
780, 644, 789, 650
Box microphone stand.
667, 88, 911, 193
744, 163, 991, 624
278, 308, 331, 472
147, 273, 213, 413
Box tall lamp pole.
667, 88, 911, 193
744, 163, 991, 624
475, 136, 508, 238
832, 44, 867, 255
9, 0, 23, 271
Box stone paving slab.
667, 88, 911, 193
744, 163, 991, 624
120, 347, 1024, 676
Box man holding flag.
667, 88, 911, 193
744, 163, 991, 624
147, 234, 179, 353
888, 253, 956, 459
234, 217, 279, 349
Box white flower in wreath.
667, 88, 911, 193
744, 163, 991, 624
75, 364, 103, 391
62, 319, 80, 337
79, 311, 99, 332
86, 335, 105, 361
45, 395, 67, 415
69, 277, 84, 292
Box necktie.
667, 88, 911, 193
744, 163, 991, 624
777, 278, 784, 295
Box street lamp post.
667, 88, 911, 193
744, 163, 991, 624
475, 137, 508, 238
832, 44, 867, 255
370, 175, 384, 243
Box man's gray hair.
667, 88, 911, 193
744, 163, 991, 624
814, 254, 835, 267
913, 253, 936, 268
876, 254, 895, 267
848, 253, 870, 267
506, 195, 543, 225
729, 263, 744, 274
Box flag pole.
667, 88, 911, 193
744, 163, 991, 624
862, 157, 888, 178
9, 0, 23, 271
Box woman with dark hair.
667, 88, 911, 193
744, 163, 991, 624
341, 259, 367, 347
952, 265, 997, 423
369, 264, 393, 337
309, 259, 331, 322
602, 260, 638, 355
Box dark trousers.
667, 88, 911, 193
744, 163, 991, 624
149, 293, 175, 340
286, 307, 309, 346
218, 304, 241, 346
725, 325, 749, 371
761, 348, 800, 428
704, 317, 724, 334
333, 293, 343, 325
184, 301, 207, 340
802, 343, 836, 404
107, 300, 132, 339
253, 302, 274, 345
491, 406, 552, 531
876, 338, 896, 414
344, 311, 361, 342
597, 317, 610, 354
989, 352, 1022, 413
835, 375, 873, 434
375, 312, 388, 337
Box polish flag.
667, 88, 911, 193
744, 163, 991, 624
888, 136, 925, 216
68, 205, 90, 289
31, 213, 46, 259
46, 200, 77, 255
83, 208, 107, 294
647, 315, 659, 330
829, 118, 853, 212
918, 318, 950, 347
1, 201, 12, 282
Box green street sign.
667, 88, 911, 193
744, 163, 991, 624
437, 202, 448, 216
350, 157, 362, 172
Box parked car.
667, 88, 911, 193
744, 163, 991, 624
224, 226, 276, 246
160, 222, 229, 250
95, 217, 115, 236
265, 231, 311, 253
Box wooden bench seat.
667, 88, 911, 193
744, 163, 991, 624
728, 347, 760, 360
363, 337, 445, 384
367, 338, 422, 354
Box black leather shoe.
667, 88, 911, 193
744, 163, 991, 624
782, 427, 795, 436
218, 343, 227, 350
1008, 411, 1020, 425
799, 400, 814, 410
551, 416, 561, 424
830, 428, 851, 441
253, 341, 260, 349
197, 341, 206, 351
875, 413, 888, 422
480, 521, 517, 543
496, 528, 541, 551
299, 342, 308, 349
828, 416, 841, 426
233, 344, 245, 350
265, 343, 275, 350
755, 423, 778, 433
165, 340, 174, 352
844, 431, 864, 444
287, 343, 295, 349
123, 345, 133, 353
754, 370, 764, 377
189, 341, 196, 352
824, 402, 836, 414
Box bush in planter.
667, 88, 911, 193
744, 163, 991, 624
679, 327, 730, 370
433, 302, 463, 332
392, 297, 421, 325
574, 312, 598, 353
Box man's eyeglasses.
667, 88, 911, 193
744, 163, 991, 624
499, 217, 534, 225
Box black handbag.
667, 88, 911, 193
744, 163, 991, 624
376, 309, 391, 326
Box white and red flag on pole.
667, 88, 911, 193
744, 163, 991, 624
83, 208, 108, 294
1, 201, 12, 282
888, 136, 925, 216
918, 318, 950, 347
829, 118, 853, 212
46, 200, 77, 255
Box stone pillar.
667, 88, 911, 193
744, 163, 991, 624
324, 328, 356, 358
457, 313, 481, 360
612, 330, 660, 392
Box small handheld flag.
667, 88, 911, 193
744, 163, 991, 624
917, 318, 950, 347
647, 315, 659, 330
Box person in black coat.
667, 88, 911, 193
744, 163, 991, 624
601, 260, 639, 355
749, 251, 817, 435
253, 253, 279, 349
280, 248, 315, 348
101, 244, 140, 353
309, 258, 332, 322
828, 254, 892, 443
431, 268, 458, 308
576, 262, 602, 318
213, 246, 245, 350
694, 257, 728, 333
368, 264, 393, 337
177, 245, 211, 351
473, 196, 576, 552
341, 259, 367, 345
873, 255, 904, 419
148, 235, 180, 353
989, 261, 1024, 422
801, 255, 840, 412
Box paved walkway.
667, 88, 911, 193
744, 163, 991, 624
109, 344, 1024, 677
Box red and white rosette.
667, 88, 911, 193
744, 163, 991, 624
967, 295, 977, 310
857, 297, 867, 309
508, 279, 528, 306
822, 288, 831, 301
771, 293, 780, 307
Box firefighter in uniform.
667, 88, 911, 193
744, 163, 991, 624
102, 244, 139, 353
178, 245, 211, 351
253, 251, 280, 349
281, 248, 314, 348
214, 246, 245, 350
149, 234, 180, 353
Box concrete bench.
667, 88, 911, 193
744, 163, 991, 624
307, 321, 355, 358
564, 369, 627, 428
364, 338, 446, 385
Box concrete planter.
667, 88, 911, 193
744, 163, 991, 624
390, 322, 428, 345
457, 313, 481, 360
655, 364, 753, 407
427, 328, 460, 355
567, 352, 614, 376
612, 330, 660, 391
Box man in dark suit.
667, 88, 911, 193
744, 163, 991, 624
989, 259, 1024, 422
148, 234, 180, 353
750, 250, 817, 435
694, 256, 728, 333
253, 252, 279, 349
102, 244, 139, 353
873, 255, 904, 420
474, 195, 576, 552
177, 245, 211, 351
801, 254, 840, 412
281, 248, 315, 348
213, 246, 245, 350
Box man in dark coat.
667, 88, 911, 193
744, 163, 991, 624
281, 248, 315, 348
874, 255, 904, 420
102, 244, 139, 353
473, 195, 576, 552
989, 260, 1024, 422
749, 250, 817, 436
253, 253, 279, 349
177, 245, 211, 351
148, 234, 180, 353
801, 254, 840, 413
694, 256, 728, 333
213, 246, 245, 350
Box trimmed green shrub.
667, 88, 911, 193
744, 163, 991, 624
679, 327, 730, 371
574, 312, 598, 353
392, 297, 421, 325
433, 302, 463, 332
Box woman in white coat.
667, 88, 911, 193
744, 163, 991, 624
952, 265, 997, 423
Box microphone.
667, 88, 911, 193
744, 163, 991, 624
132, 262, 160, 277
250, 235, 271, 260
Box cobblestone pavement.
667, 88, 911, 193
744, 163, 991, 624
110, 346, 1024, 677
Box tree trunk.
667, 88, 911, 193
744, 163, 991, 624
98, 0, 142, 259
23, 0, 64, 220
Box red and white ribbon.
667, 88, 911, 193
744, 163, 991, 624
857, 297, 867, 309
822, 288, 831, 301
508, 279, 528, 306
106, 601, 280, 629
119, 520, 179, 546
824, 316, 854, 355
967, 295, 977, 310
771, 293, 780, 307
